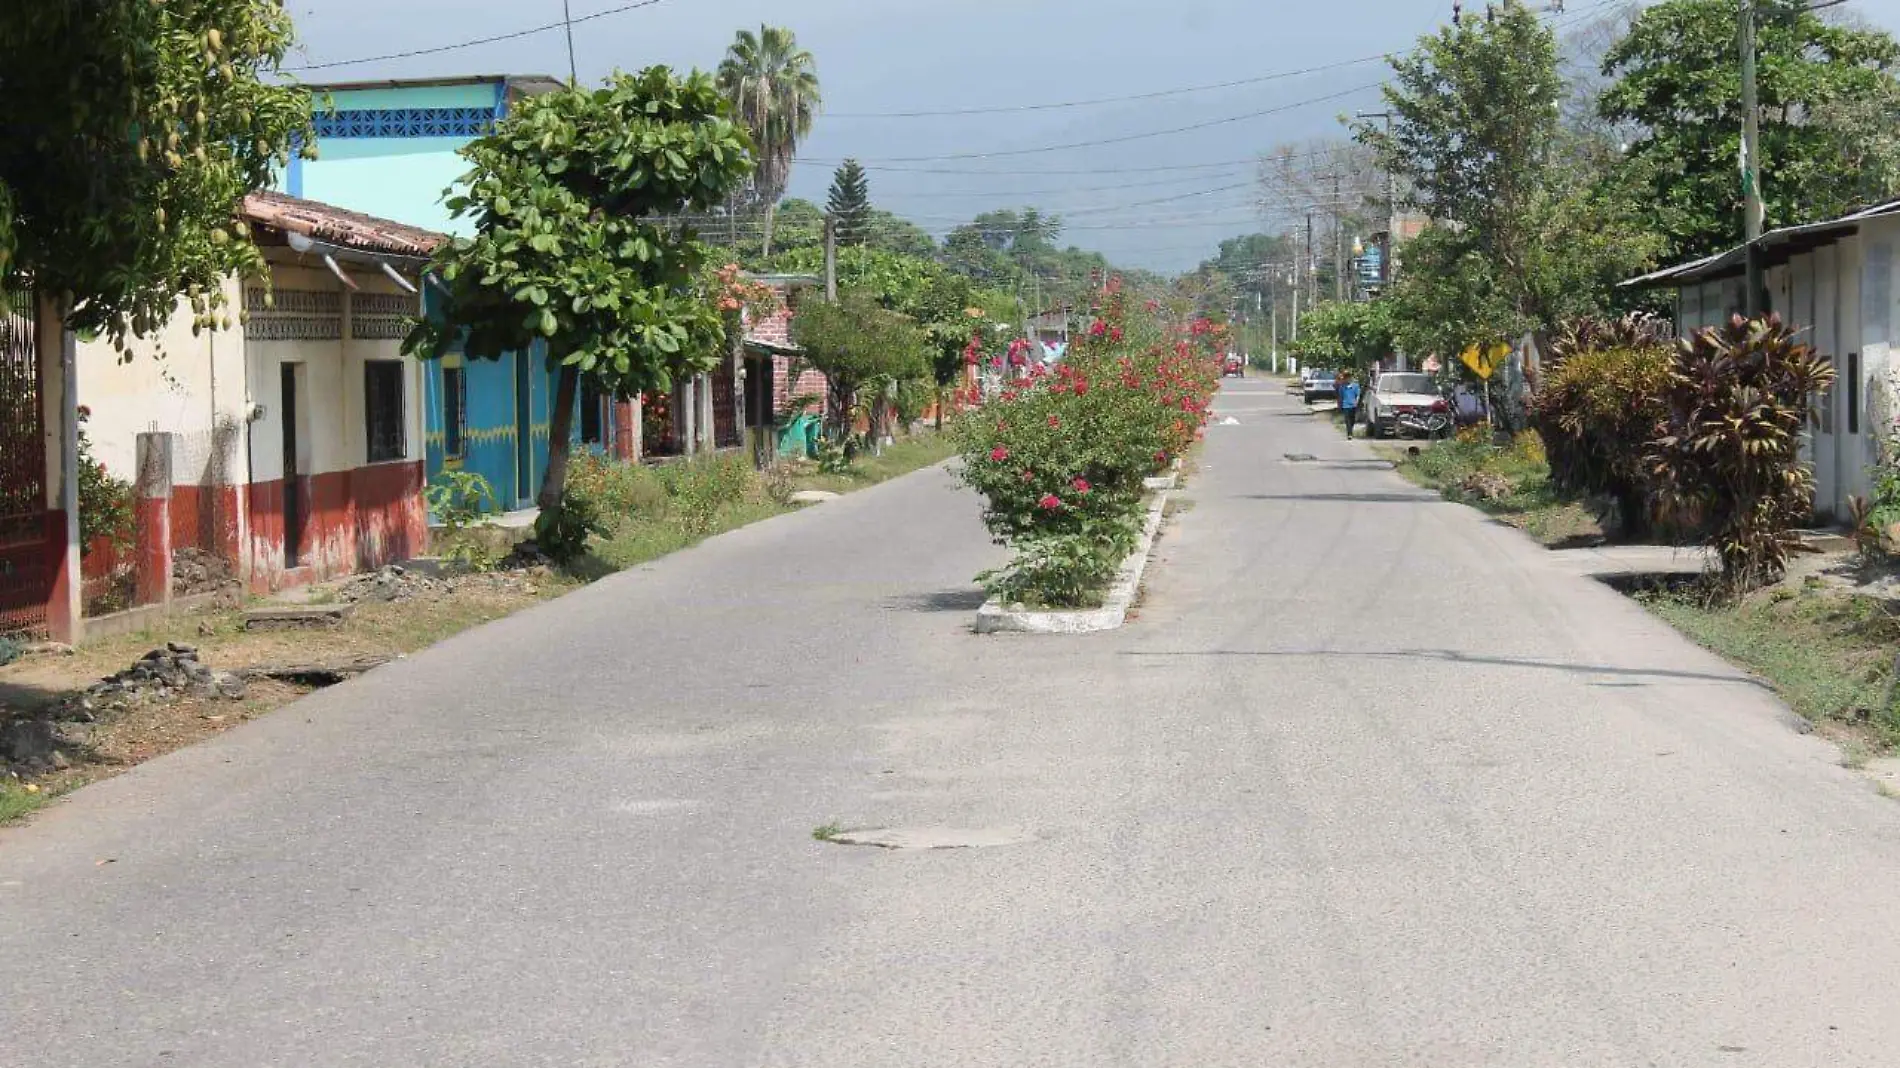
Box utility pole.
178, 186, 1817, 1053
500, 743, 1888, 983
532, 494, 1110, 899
1741, 0, 1765, 315
1333, 173, 1346, 302
560, 0, 579, 84
823, 214, 838, 303
1356, 110, 1399, 291
1290, 266, 1301, 342
1267, 290, 1278, 373
1304, 212, 1316, 309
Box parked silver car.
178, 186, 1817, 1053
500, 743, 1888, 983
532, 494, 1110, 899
1363, 371, 1451, 438
1299, 368, 1338, 404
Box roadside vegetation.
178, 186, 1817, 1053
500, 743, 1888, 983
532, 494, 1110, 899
1389, 429, 1609, 548
953, 283, 1220, 608
1640, 583, 1900, 753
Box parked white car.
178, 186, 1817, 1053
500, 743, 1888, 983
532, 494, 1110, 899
1363, 371, 1451, 438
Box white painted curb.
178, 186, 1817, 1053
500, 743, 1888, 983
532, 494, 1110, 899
974, 489, 1172, 635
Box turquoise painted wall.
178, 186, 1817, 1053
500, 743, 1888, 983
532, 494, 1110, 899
297, 136, 474, 236
300, 80, 610, 516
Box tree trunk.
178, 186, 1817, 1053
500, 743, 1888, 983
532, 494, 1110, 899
538, 361, 580, 511
762, 198, 778, 258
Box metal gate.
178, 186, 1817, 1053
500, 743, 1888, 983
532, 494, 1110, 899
0, 288, 52, 636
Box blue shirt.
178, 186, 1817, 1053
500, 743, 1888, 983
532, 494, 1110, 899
1340, 382, 1362, 409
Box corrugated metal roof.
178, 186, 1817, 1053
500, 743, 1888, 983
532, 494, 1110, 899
1622, 198, 1900, 288
302, 74, 564, 96
243, 191, 447, 260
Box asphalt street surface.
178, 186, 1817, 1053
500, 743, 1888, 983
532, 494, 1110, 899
4, 377, 1900, 1067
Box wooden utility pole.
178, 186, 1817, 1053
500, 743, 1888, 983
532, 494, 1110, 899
1741, 0, 1765, 315
822, 215, 838, 303
1304, 212, 1316, 309
1333, 173, 1346, 302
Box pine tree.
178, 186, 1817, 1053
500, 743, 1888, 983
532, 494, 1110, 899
826, 159, 872, 247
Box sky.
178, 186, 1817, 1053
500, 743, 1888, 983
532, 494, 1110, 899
283, 0, 1900, 275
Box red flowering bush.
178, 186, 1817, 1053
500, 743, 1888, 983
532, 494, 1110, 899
953, 282, 1222, 607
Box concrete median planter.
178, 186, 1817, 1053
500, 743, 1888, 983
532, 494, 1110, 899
975, 489, 1172, 635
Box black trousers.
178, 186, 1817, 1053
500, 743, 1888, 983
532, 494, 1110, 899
1342, 406, 1358, 437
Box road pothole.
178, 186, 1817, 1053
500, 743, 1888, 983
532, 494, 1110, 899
815, 825, 1035, 850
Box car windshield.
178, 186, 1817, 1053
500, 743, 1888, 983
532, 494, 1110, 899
1378, 373, 1435, 395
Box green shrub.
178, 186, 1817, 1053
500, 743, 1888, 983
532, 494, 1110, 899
532, 492, 610, 564
424, 469, 500, 570
1652, 314, 1835, 596
566, 451, 667, 521
658, 452, 758, 536
954, 282, 1221, 606
979, 532, 1129, 609
75, 408, 132, 556
1530, 314, 1673, 535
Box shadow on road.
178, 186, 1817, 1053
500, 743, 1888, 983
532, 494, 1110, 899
1240, 492, 1440, 504
1124, 647, 1767, 689
887, 588, 989, 613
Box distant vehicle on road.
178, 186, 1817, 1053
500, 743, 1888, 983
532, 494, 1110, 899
1363, 371, 1451, 438
1223, 354, 1246, 378
1300, 368, 1337, 404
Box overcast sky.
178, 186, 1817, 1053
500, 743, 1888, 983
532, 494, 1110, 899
284, 0, 1900, 273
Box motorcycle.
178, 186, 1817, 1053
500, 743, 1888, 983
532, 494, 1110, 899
1395, 397, 1453, 439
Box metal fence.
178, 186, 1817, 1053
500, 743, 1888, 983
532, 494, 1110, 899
0, 288, 52, 635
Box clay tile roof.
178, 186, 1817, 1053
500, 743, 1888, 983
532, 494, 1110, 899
242, 190, 446, 259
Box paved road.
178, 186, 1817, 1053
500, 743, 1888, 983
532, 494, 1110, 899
5, 378, 1900, 1067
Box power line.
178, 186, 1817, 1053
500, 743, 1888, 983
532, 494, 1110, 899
285, 0, 669, 72
826, 53, 1398, 118
829, 81, 1387, 163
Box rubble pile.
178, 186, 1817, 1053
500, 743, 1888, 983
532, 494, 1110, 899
172, 547, 241, 598
79, 642, 248, 709
1, 643, 245, 770
336, 564, 448, 604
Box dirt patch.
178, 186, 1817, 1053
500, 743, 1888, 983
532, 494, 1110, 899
1, 572, 568, 820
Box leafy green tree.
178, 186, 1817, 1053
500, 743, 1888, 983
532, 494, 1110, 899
791, 293, 930, 440
826, 159, 872, 246
716, 25, 821, 257
864, 209, 936, 258
1356, 5, 1654, 363
1288, 300, 1395, 377
0, 1, 311, 345
1356, 4, 1560, 330
408, 69, 753, 511
1601, 0, 1900, 262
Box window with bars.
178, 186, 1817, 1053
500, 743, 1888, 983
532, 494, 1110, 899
443, 366, 466, 459
365, 361, 406, 463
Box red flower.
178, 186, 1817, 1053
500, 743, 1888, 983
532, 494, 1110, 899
990, 446, 1010, 462
1072, 378, 1089, 396
1021, 470, 1035, 483
1155, 450, 1169, 464
1109, 326, 1123, 342
1047, 415, 1061, 428
1072, 477, 1091, 494
1089, 320, 1107, 337
1144, 299, 1160, 312
1038, 493, 1062, 510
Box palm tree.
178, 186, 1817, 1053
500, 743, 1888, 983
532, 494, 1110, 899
716, 25, 821, 257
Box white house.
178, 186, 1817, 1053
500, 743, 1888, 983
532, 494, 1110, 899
78, 191, 442, 595
1625, 199, 1900, 523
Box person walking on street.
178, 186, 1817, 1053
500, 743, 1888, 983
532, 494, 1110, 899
1339, 373, 1362, 439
